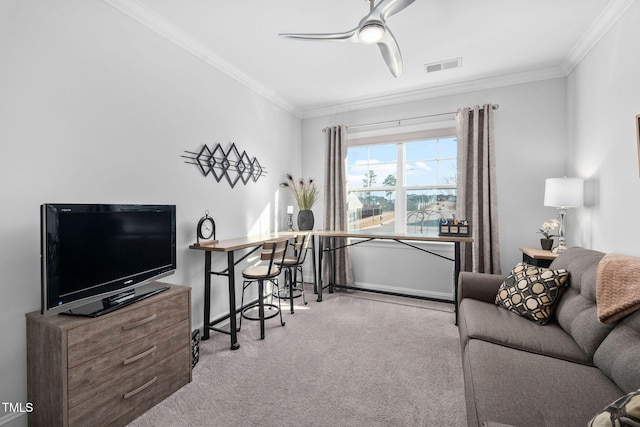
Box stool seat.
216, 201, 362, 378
277, 256, 299, 266
242, 265, 281, 280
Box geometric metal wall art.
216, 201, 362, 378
182, 142, 267, 188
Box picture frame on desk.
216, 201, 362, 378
439, 220, 471, 237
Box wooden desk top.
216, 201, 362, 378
188, 232, 299, 252
189, 230, 472, 252
520, 247, 559, 260
314, 230, 473, 243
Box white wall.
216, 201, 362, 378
567, 1, 640, 255
0, 1, 300, 423
302, 78, 569, 292
3, 0, 635, 424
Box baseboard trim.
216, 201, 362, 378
338, 282, 454, 303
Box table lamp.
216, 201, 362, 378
543, 177, 584, 253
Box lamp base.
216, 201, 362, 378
552, 235, 567, 254
552, 209, 568, 254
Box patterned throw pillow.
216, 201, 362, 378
588, 389, 640, 427
495, 262, 569, 325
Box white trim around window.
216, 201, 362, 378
346, 124, 457, 234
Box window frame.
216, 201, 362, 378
347, 126, 457, 234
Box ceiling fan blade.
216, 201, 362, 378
377, 29, 403, 77
279, 28, 358, 42
370, 0, 416, 22
280, 0, 415, 77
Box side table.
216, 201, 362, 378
520, 247, 559, 268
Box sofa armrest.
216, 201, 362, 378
458, 271, 507, 305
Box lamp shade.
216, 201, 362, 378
544, 177, 584, 208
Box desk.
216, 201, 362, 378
191, 231, 471, 350
189, 232, 316, 350
315, 231, 473, 324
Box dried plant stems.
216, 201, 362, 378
282, 173, 319, 210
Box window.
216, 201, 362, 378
346, 131, 457, 234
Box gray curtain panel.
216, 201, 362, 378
456, 105, 501, 274
323, 125, 354, 286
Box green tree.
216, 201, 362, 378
362, 170, 377, 207
362, 170, 377, 187
383, 174, 396, 201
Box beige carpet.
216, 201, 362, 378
127, 288, 466, 427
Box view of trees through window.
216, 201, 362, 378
346, 136, 457, 234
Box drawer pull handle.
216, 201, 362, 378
123, 376, 157, 399
123, 345, 157, 365
122, 314, 157, 330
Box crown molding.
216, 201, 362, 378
102, 0, 303, 118
561, 0, 636, 74
304, 0, 635, 119
102, 0, 633, 122
301, 67, 566, 119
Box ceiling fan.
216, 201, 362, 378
279, 0, 415, 78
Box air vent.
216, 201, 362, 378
424, 57, 462, 73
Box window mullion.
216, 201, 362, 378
396, 143, 406, 233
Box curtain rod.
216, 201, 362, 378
347, 104, 499, 131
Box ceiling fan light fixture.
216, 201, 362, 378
358, 23, 385, 44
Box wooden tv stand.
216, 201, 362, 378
26, 283, 191, 427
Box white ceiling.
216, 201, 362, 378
105, 0, 631, 118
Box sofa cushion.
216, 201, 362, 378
495, 263, 569, 325
459, 298, 591, 365
588, 388, 640, 427
593, 310, 640, 394
551, 248, 616, 359
462, 339, 623, 427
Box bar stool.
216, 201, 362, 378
238, 237, 288, 339
275, 232, 310, 314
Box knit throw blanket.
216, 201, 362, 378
596, 253, 640, 323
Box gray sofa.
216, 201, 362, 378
458, 247, 640, 427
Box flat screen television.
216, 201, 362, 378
40, 203, 177, 317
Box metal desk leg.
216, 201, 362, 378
311, 234, 318, 294
330, 236, 336, 293
203, 251, 212, 340
317, 235, 324, 302
258, 279, 265, 339
454, 241, 461, 326
227, 251, 240, 350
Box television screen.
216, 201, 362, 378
41, 204, 176, 316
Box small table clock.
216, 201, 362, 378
196, 211, 217, 245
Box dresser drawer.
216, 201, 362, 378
67, 291, 189, 368
67, 319, 189, 408
68, 348, 190, 427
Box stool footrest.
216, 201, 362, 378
241, 304, 281, 321
274, 288, 305, 300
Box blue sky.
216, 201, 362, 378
347, 137, 457, 189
